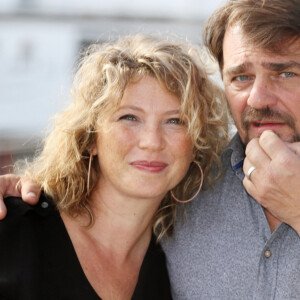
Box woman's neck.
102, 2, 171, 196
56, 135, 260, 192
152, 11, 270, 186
59, 184, 163, 299
64, 182, 162, 261
60, 192, 160, 299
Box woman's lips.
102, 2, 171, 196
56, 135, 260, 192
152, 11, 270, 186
130, 161, 168, 173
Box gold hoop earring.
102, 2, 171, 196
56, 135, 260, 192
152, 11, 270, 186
170, 160, 204, 204
87, 153, 93, 197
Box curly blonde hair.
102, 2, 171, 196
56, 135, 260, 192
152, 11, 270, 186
25, 34, 228, 240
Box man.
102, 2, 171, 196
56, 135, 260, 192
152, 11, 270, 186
163, 0, 300, 298
1, 0, 300, 298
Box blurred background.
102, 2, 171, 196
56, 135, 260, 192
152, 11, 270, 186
0, 0, 225, 174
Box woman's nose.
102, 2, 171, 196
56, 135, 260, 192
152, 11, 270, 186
138, 125, 165, 152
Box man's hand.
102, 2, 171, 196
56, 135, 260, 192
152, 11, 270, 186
243, 130, 300, 235
0, 174, 40, 220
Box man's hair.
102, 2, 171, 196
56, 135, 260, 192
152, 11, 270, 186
23, 34, 228, 240
204, 0, 300, 70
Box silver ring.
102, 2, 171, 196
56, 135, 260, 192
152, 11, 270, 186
246, 166, 256, 180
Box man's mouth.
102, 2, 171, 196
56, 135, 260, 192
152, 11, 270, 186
252, 121, 284, 128
246, 121, 287, 138
241, 107, 296, 134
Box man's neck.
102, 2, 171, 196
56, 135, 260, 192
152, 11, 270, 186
265, 209, 281, 232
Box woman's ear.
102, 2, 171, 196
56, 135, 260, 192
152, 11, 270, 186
89, 144, 98, 156
191, 150, 196, 162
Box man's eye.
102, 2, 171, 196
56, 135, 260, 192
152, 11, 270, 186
119, 114, 137, 121
233, 75, 249, 81
280, 72, 295, 78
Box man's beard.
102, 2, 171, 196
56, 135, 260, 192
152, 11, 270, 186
240, 107, 300, 144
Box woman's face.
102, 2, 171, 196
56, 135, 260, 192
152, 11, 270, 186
92, 76, 193, 201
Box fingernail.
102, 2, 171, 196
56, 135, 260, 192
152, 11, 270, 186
27, 192, 37, 199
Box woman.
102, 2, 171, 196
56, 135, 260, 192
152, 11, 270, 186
0, 34, 227, 299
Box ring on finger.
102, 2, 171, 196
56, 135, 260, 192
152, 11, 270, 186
246, 166, 256, 180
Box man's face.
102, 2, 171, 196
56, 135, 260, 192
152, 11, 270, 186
222, 25, 300, 144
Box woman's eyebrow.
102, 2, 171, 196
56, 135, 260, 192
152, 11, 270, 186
117, 106, 180, 115
117, 105, 144, 112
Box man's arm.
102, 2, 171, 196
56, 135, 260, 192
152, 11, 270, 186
0, 174, 40, 220
243, 130, 300, 235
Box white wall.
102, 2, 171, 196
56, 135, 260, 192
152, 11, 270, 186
0, 0, 226, 19
0, 0, 227, 144
0, 21, 78, 137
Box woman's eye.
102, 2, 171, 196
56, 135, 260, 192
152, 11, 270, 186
167, 118, 181, 125
280, 72, 295, 78
119, 114, 137, 121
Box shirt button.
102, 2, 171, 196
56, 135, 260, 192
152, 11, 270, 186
41, 201, 49, 209
264, 250, 271, 258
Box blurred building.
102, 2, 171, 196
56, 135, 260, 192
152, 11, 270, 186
0, 0, 224, 174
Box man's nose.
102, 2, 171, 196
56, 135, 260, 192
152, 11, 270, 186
247, 78, 278, 109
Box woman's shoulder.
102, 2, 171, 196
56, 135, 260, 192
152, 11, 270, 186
132, 235, 172, 300
0, 194, 93, 299
0, 193, 58, 245
3, 193, 55, 221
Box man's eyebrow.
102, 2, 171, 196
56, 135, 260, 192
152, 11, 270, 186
223, 63, 251, 77
262, 61, 300, 71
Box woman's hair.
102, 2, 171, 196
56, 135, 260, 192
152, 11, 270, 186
24, 34, 228, 240
204, 0, 300, 70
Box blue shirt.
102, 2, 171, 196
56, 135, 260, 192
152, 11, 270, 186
163, 133, 300, 299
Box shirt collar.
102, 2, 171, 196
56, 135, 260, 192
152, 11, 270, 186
223, 133, 246, 178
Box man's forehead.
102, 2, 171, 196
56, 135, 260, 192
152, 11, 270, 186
222, 35, 300, 77
224, 60, 300, 76
223, 24, 300, 57
226, 23, 300, 50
